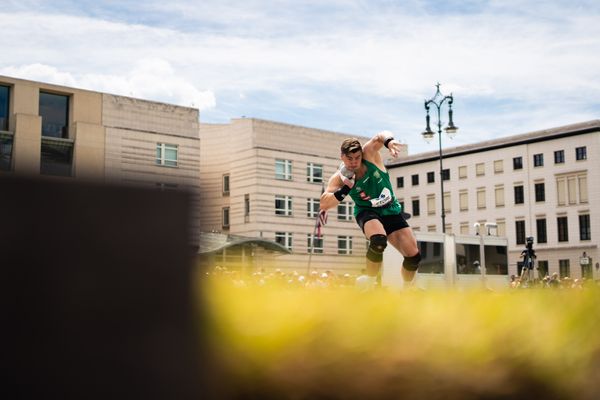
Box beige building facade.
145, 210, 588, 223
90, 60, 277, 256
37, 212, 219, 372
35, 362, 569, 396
0, 75, 201, 241
388, 120, 600, 280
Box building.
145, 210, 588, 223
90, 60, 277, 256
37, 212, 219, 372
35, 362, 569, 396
0, 75, 201, 241
388, 120, 599, 280
199, 118, 407, 273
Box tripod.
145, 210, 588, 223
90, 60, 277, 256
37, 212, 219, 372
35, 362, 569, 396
519, 238, 536, 287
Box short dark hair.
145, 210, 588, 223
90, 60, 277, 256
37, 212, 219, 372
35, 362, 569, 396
341, 138, 362, 155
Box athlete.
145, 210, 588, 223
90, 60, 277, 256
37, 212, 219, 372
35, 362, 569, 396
320, 131, 421, 288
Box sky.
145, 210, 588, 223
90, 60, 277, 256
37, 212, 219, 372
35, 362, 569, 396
1, 0, 599, 154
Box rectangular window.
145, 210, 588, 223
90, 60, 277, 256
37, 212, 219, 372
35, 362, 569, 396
442, 169, 450, 181
275, 159, 292, 180
515, 220, 526, 245
337, 202, 353, 221
559, 259, 570, 278
536, 218, 547, 244
275, 232, 293, 250
40, 91, 69, 138
476, 163, 485, 176
411, 174, 419, 186
443, 192, 451, 214
307, 234, 323, 254
244, 194, 250, 222
460, 223, 469, 235
533, 153, 544, 167
0, 84, 9, 131
222, 207, 230, 229
459, 165, 467, 179
575, 146, 587, 161
494, 160, 503, 174
40, 137, 73, 177
307, 198, 319, 218
427, 171, 435, 183
338, 236, 352, 255
397, 176, 404, 188
427, 194, 436, 215
578, 175, 588, 203
495, 186, 505, 207
275, 195, 292, 216
568, 176, 577, 204
579, 214, 591, 240
156, 182, 178, 191
513, 156, 523, 170
538, 260, 549, 277
156, 143, 178, 167
427, 225, 437, 232
477, 188, 486, 209
534, 182, 545, 202
554, 150, 564, 164
514, 185, 524, 204
0, 131, 13, 171
306, 162, 323, 183
222, 174, 230, 195
557, 216, 569, 242
557, 177, 566, 206
497, 220, 506, 237
412, 199, 420, 216
459, 190, 468, 211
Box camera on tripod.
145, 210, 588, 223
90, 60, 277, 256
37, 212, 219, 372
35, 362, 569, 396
521, 236, 536, 270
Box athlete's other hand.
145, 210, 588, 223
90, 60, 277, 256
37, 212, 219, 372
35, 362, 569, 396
386, 139, 403, 158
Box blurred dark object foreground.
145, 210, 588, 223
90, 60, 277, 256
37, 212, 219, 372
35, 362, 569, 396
2, 177, 211, 399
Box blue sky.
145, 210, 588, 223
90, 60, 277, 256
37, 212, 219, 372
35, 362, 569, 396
1, 0, 599, 153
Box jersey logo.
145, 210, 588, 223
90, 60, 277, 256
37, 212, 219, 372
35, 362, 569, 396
369, 187, 392, 208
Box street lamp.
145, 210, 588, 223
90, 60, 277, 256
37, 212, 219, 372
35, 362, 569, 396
422, 83, 458, 233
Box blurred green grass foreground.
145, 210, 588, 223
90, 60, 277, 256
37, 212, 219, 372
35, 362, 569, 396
199, 278, 600, 399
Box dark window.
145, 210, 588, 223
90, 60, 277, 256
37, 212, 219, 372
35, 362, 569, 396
513, 156, 523, 170
411, 174, 419, 186
538, 260, 549, 277
397, 176, 404, 188
554, 150, 564, 164
244, 194, 250, 222
0, 132, 13, 171
575, 146, 587, 161
515, 220, 526, 245
557, 217, 569, 242
533, 153, 544, 167
579, 214, 591, 240
222, 207, 230, 228
399, 201, 405, 211
559, 260, 570, 278
427, 171, 435, 183
442, 168, 450, 181
222, 174, 230, 195
536, 218, 547, 244
40, 137, 73, 177
0, 84, 9, 131
514, 185, 524, 204
534, 183, 545, 202
40, 92, 69, 138
412, 199, 420, 216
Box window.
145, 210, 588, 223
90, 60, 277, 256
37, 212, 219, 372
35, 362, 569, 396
497, 220, 506, 237
275, 159, 292, 180
337, 202, 353, 221
557, 216, 569, 242
412, 198, 420, 216
557, 173, 588, 205
338, 236, 352, 255
477, 188, 486, 209
397, 176, 404, 188
427, 171, 435, 183
306, 162, 323, 183
536, 218, 547, 243
222, 174, 230, 195
427, 225, 437, 232
533, 153, 544, 167
575, 146, 587, 161
443, 192, 451, 214
40, 91, 69, 138
495, 185, 505, 207
459, 190, 468, 211
554, 150, 564, 164
513, 156, 523, 170
399, 199, 405, 212
307, 234, 323, 254
275, 232, 293, 250
476, 163, 485, 176
427, 194, 435, 215
275, 195, 292, 216
156, 143, 178, 167
244, 194, 250, 222
411, 174, 419, 186
0, 131, 13, 171
307, 198, 319, 218
459, 166, 467, 179
579, 214, 591, 240
559, 259, 570, 278
460, 223, 469, 235
156, 182, 178, 191
40, 137, 73, 177
515, 220, 526, 245
222, 207, 230, 229
0, 84, 9, 131
442, 169, 450, 181
494, 160, 503, 174
534, 182, 545, 202
514, 185, 524, 204
538, 260, 549, 277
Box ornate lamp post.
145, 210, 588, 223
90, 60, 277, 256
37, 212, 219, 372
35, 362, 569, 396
422, 83, 458, 233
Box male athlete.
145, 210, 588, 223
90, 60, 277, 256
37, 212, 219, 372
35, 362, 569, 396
320, 131, 421, 288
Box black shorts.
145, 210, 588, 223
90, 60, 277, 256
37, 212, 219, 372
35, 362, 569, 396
355, 210, 410, 235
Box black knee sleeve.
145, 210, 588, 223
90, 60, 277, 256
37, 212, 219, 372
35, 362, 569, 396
403, 252, 421, 272
366, 234, 387, 262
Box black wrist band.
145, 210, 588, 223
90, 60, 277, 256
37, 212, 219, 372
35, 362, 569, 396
334, 185, 351, 201
384, 137, 394, 148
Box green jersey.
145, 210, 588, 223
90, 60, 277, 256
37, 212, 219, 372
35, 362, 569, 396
349, 159, 402, 217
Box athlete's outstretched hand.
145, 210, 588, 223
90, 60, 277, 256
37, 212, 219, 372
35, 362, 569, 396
386, 139, 403, 158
